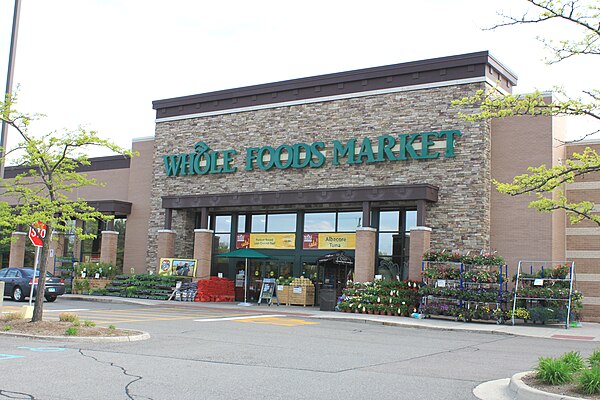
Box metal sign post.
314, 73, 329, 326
29, 246, 40, 305
27, 221, 46, 305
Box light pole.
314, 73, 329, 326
0, 0, 22, 180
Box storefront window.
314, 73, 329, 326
214, 215, 232, 233
266, 213, 296, 233
337, 211, 362, 232
237, 215, 246, 233
304, 212, 335, 232
379, 211, 399, 231
251, 214, 266, 232
405, 210, 417, 231
214, 233, 231, 254
378, 232, 394, 256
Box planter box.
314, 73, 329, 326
289, 286, 315, 307
277, 285, 290, 305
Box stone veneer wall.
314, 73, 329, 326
147, 83, 492, 266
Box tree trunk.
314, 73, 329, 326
31, 225, 51, 322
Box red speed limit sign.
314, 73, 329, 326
28, 221, 47, 247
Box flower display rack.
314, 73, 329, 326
419, 258, 509, 324
337, 280, 422, 316
511, 260, 579, 329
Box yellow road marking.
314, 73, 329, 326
235, 317, 319, 326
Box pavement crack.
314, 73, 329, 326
0, 390, 35, 399
77, 349, 152, 400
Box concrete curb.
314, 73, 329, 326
0, 330, 151, 343
508, 371, 585, 400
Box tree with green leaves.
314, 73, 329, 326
452, 0, 600, 226
0, 93, 134, 322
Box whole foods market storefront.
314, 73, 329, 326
160, 185, 435, 299
149, 51, 517, 296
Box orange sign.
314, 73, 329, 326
236, 233, 296, 249
303, 233, 356, 250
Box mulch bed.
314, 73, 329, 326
0, 319, 136, 337
522, 372, 600, 400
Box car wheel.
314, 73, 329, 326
12, 286, 25, 302
45, 295, 57, 302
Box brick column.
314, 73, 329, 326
100, 231, 119, 266
194, 229, 214, 280
157, 229, 176, 272
354, 227, 377, 283
9, 232, 27, 268
408, 227, 431, 281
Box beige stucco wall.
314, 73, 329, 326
123, 138, 155, 273
490, 108, 566, 271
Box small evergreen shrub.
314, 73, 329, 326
83, 320, 96, 327
535, 357, 573, 385
578, 367, 600, 395
589, 349, 600, 368
560, 351, 585, 372
65, 327, 78, 336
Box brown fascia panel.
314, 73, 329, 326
152, 51, 518, 119
3, 155, 131, 179
86, 200, 132, 215
161, 184, 438, 210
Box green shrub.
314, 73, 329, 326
2, 325, 12, 331
535, 356, 573, 385
560, 351, 585, 372
83, 320, 96, 327
589, 349, 600, 368
59, 313, 79, 323
108, 325, 116, 330
579, 366, 600, 395
65, 327, 78, 336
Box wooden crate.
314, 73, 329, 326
289, 286, 315, 306
277, 285, 290, 305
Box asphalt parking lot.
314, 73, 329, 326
1, 298, 599, 400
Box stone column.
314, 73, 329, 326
408, 226, 431, 281
100, 231, 119, 266
157, 229, 176, 272
9, 231, 27, 268
354, 227, 377, 283
194, 229, 214, 280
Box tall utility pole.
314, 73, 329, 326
0, 0, 22, 180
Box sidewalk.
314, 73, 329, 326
64, 294, 600, 342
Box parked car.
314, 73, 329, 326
0, 268, 65, 302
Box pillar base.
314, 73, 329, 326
354, 227, 377, 283
194, 229, 214, 280
408, 227, 432, 281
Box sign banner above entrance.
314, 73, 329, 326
303, 233, 356, 250
236, 233, 296, 249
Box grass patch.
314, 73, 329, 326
65, 326, 78, 336
59, 313, 79, 323
560, 351, 585, 372
535, 356, 573, 385
2, 312, 23, 321
83, 320, 96, 327
589, 349, 600, 369
2, 325, 12, 331
579, 366, 600, 395
108, 325, 116, 330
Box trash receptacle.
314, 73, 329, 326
319, 287, 336, 311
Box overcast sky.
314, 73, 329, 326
0, 0, 598, 159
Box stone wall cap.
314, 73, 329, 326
356, 227, 377, 232
194, 229, 214, 233
101, 230, 119, 235
410, 226, 432, 232
12, 232, 27, 235
158, 229, 176, 234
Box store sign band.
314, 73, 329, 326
235, 233, 356, 250
163, 130, 462, 177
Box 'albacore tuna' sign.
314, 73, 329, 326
162, 130, 461, 177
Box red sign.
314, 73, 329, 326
28, 221, 47, 247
